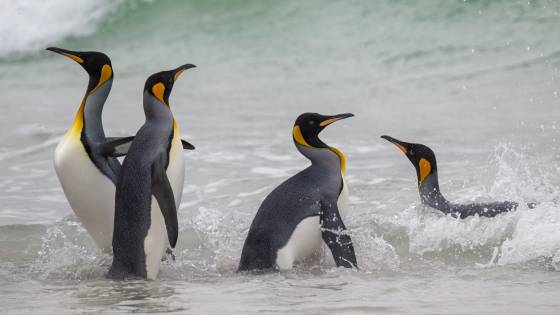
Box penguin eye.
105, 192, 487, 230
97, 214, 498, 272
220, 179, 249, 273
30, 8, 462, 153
308, 120, 315, 126
409, 149, 415, 156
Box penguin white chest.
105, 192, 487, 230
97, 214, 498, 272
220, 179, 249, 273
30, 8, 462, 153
143, 133, 185, 279
166, 132, 185, 206
275, 178, 349, 270
144, 197, 167, 280
275, 216, 323, 270
54, 135, 115, 252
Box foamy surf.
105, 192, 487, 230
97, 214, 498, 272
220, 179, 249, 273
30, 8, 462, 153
0, 0, 125, 58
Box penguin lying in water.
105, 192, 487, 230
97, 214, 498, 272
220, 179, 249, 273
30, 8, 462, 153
239, 113, 358, 272
107, 64, 196, 280
381, 135, 535, 218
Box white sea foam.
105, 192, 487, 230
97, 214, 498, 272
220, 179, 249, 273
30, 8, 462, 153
497, 203, 560, 265
0, 0, 124, 58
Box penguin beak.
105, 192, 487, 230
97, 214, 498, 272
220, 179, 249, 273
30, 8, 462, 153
319, 113, 354, 127
172, 64, 196, 81
46, 47, 84, 64
381, 135, 409, 154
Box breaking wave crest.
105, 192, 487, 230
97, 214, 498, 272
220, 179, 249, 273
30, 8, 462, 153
0, 0, 131, 58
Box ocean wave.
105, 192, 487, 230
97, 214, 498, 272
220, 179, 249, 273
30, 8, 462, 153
0, 0, 129, 58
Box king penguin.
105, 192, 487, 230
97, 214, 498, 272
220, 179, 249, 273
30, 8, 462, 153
107, 64, 196, 280
238, 113, 358, 272
47, 47, 134, 252
381, 135, 534, 218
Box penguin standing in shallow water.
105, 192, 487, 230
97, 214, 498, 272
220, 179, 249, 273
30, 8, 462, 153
47, 47, 134, 252
238, 113, 357, 272
381, 135, 534, 218
108, 64, 195, 280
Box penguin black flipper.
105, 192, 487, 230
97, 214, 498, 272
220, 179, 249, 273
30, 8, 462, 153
151, 154, 179, 248
101, 137, 195, 157
181, 139, 195, 150
320, 200, 358, 269
100, 136, 135, 157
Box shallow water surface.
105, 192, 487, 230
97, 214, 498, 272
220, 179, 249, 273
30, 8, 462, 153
1, 0, 560, 314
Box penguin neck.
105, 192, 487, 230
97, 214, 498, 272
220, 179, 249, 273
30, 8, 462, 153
143, 92, 174, 124
67, 78, 112, 143
82, 78, 112, 142
418, 171, 449, 208
295, 142, 344, 177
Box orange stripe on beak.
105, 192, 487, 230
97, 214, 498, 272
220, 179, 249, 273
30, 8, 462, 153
319, 117, 341, 127
392, 142, 407, 153
63, 53, 84, 64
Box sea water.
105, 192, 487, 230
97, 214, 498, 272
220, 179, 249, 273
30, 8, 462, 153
1, 0, 560, 313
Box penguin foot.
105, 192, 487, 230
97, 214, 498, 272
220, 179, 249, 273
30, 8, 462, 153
162, 248, 176, 262
107, 260, 130, 280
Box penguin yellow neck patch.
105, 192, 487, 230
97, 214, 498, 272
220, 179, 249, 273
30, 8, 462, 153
173, 119, 179, 135
293, 125, 310, 147
329, 146, 346, 176
152, 82, 166, 105
418, 158, 431, 185
61, 97, 86, 144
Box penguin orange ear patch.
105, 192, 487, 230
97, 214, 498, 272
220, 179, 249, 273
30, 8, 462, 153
90, 65, 113, 93
418, 158, 431, 185
99, 65, 112, 85
152, 82, 166, 104
293, 125, 311, 147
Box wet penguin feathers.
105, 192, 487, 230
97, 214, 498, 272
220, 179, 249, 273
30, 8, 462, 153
380, 135, 533, 218
381, 135, 437, 184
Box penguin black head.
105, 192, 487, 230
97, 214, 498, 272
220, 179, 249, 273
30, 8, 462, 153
293, 113, 354, 148
144, 64, 196, 106
381, 135, 437, 186
46, 47, 113, 92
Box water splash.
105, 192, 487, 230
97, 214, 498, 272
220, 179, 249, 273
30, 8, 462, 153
31, 216, 110, 280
